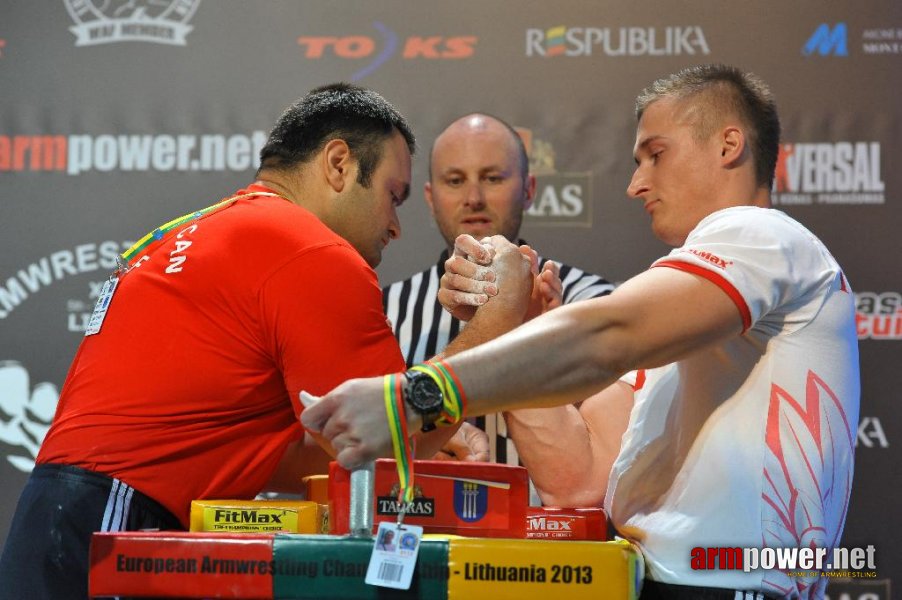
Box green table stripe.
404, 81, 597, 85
273, 534, 449, 599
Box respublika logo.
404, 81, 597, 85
64, 0, 202, 46
803, 23, 848, 56
297, 22, 476, 81
517, 128, 592, 226
772, 142, 884, 206
0, 131, 267, 175
855, 291, 901, 340
526, 25, 709, 57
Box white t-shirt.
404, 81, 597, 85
606, 207, 860, 598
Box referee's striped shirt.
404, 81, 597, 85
382, 247, 615, 368
382, 247, 615, 471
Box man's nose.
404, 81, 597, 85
464, 182, 486, 209
627, 168, 649, 198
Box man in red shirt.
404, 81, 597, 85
0, 83, 502, 600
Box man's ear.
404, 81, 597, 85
424, 180, 436, 215
720, 126, 746, 167
322, 139, 354, 193
523, 173, 537, 210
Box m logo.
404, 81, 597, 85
803, 23, 848, 56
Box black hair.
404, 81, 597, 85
258, 82, 416, 187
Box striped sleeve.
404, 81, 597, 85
542, 259, 615, 304
383, 263, 463, 367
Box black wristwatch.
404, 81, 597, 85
403, 371, 444, 432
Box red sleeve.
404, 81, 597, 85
258, 242, 405, 418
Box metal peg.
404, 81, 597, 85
348, 461, 375, 537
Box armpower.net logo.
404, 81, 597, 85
0, 132, 267, 175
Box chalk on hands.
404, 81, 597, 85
299, 391, 321, 408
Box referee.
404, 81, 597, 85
383, 113, 613, 466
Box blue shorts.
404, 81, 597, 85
0, 463, 183, 600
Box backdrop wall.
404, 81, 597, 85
1, 3, 898, 596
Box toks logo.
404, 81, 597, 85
772, 142, 884, 206
855, 292, 901, 340
64, 0, 202, 46
526, 25, 709, 57
517, 128, 592, 226
297, 21, 476, 81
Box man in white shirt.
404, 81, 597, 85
304, 64, 860, 599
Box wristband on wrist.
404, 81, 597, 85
383, 374, 414, 505
407, 359, 467, 427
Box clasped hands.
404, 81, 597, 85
300, 235, 564, 469
438, 234, 563, 322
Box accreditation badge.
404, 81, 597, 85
84, 276, 119, 336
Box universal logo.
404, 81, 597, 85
64, 0, 202, 47
517, 128, 593, 227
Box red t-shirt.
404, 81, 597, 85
38, 185, 405, 526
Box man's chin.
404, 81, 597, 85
456, 224, 497, 240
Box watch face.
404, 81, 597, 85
408, 375, 443, 413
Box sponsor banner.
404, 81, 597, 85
0, 361, 56, 473
525, 25, 710, 57
0, 132, 267, 175
862, 27, 902, 55
772, 142, 885, 206
855, 292, 901, 339
447, 538, 640, 599
517, 127, 593, 226
297, 22, 476, 81
0, 241, 132, 322
65, 0, 202, 47
857, 417, 889, 448
804, 23, 902, 57
690, 545, 877, 575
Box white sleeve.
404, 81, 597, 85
651, 208, 840, 332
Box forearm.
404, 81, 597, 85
503, 381, 634, 506
504, 406, 607, 507
440, 298, 525, 360
447, 299, 627, 417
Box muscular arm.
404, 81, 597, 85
503, 381, 634, 507
448, 265, 743, 415
303, 259, 744, 470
